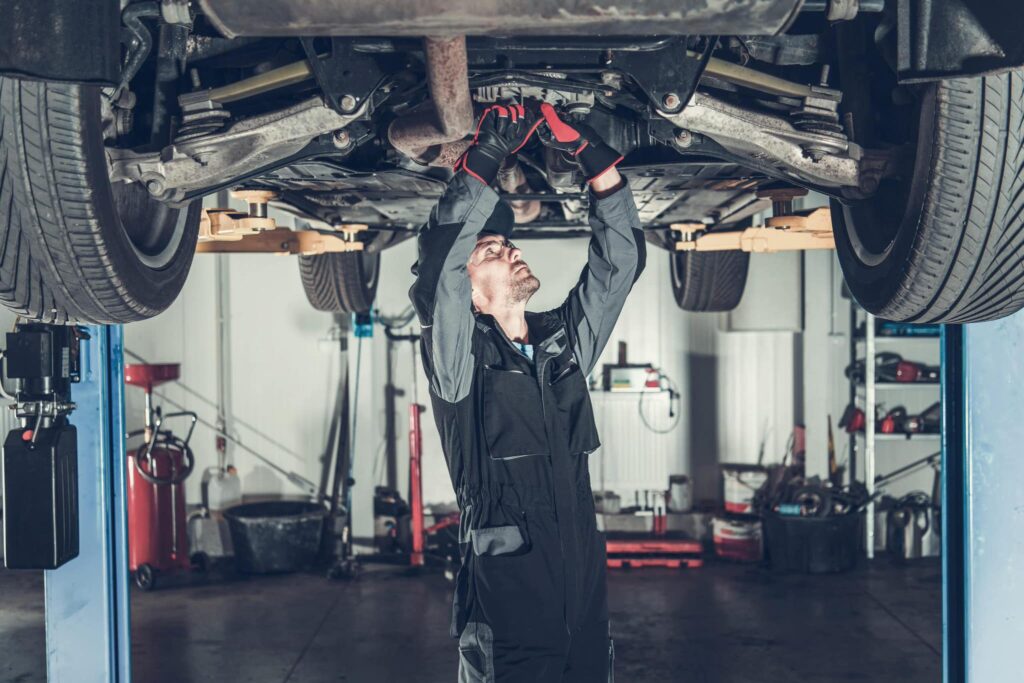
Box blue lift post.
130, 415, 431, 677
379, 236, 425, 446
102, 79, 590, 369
43, 326, 131, 682
943, 317, 1024, 683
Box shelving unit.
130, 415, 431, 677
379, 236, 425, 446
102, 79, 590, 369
855, 382, 940, 390
855, 432, 940, 441
848, 309, 941, 559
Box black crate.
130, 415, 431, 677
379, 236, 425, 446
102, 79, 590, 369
3, 425, 79, 569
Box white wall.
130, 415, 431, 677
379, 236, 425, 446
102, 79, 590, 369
123, 242, 346, 507
371, 233, 799, 510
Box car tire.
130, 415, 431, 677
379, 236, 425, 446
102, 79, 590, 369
834, 27, 1024, 323
669, 250, 749, 312
0, 104, 60, 321
299, 250, 380, 314
0, 78, 200, 324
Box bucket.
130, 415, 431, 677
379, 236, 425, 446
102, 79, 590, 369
712, 515, 763, 562
721, 464, 768, 515
668, 475, 692, 513
225, 501, 327, 574
763, 511, 861, 574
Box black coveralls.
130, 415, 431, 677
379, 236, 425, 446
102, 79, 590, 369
410, 173, 646, 682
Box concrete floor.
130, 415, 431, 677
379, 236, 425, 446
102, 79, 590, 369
0, 559, 941, 683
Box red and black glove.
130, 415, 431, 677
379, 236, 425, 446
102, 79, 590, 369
458, 102, 541, 186
539, 102, 623, 184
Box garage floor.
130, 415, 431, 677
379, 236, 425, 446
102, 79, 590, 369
0, 559, 940, 683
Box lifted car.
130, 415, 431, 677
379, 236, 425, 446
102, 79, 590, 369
0, 0, 1021, 322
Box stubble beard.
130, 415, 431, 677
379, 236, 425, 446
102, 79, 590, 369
509, 274, 541, 304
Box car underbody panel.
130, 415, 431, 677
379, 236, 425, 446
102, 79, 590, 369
253, 158, 771, 238
101, 29, 879, 246
196, 0, 806, 38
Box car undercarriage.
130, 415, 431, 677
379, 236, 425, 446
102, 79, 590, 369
0, 0, 1022, 323
105, 29, 881, 238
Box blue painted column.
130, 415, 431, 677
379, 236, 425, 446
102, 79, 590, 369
44, 326, 130, 682
943, 315, 1024, 683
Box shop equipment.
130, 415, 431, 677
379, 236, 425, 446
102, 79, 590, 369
846, 352, 940, 384
712, 516, 763, 562
1, 324, 86, 569
605, 492, 704, 569
384, 324, 427, 568
124, 363, 198, 590
763, 511, 861, 573
225, 501, 327, 573
408, 398, 426, 567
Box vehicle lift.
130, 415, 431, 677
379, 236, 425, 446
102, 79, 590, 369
0, 302, 1018, 681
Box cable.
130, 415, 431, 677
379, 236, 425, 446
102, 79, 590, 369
638, 366, 681, 434
0, 352, 16, 402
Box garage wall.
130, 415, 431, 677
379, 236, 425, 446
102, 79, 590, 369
0, 202, 938, 549
123, 245, 346, 508
370, 231, 799, 511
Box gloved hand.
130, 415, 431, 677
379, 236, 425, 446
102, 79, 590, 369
458, 102, 541, 186
538, 103, 623, 184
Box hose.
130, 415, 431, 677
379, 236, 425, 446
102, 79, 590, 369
128, 428, 195, 486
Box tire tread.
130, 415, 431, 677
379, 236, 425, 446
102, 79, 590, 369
670, 250, 749, 312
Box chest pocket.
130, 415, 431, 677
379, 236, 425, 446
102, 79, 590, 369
548, 354, 601, 455
482, 367, 549, 460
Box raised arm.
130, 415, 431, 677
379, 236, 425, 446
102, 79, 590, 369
409, 175, 498, 403
409, 103, 540, 403
537, 104, 646, 374
558, 179, 646, 375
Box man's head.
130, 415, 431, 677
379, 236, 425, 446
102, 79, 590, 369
468, 206, 541, 314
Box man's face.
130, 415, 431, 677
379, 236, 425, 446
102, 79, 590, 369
467, 235, 541, 308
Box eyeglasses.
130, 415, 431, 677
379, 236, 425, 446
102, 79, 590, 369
472, 238, 518, 262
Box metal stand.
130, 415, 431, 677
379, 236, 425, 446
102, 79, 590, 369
943, 316, 1024, 683
44, 326, 130, 682
864, 314, 876, 559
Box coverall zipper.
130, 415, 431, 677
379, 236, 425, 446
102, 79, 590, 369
536, 351, 572, 637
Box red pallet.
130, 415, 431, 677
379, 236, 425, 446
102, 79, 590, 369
607, 557, 704, 569
605, 539, 703, 555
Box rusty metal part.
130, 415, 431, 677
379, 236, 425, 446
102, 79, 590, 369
197, 0, 805, 38
196, 227, 367, 255
673, 207, 835, 253
388, 36, 474, 164
498, 159, 541, 224
199, 208, 277, 241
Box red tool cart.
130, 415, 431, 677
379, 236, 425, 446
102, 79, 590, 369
124, 363, 200, 590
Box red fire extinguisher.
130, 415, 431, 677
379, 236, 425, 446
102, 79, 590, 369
125, 364, 198, 590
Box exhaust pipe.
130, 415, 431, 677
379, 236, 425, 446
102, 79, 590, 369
388, 36, 474, 166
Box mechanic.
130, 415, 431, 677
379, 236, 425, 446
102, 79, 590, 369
409, 101, 646, 682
